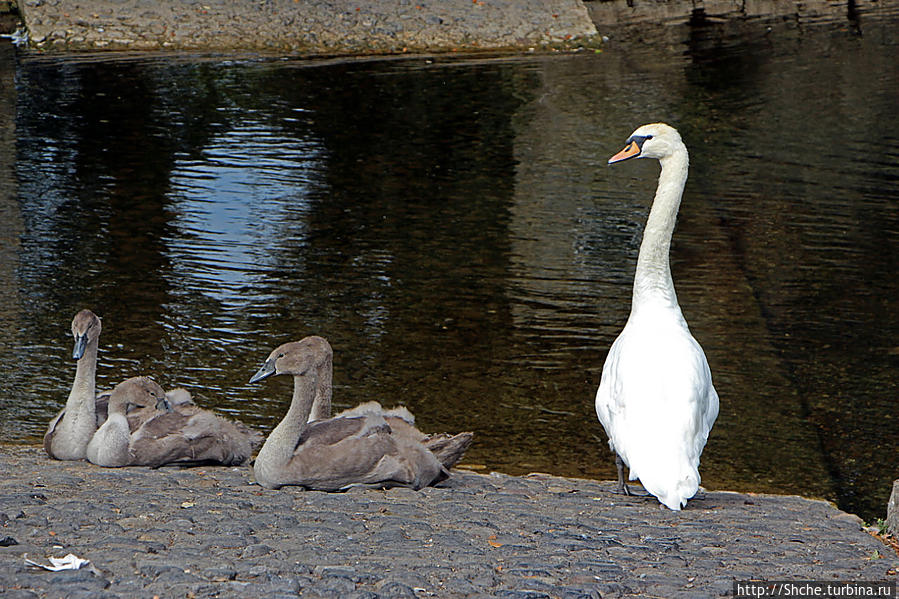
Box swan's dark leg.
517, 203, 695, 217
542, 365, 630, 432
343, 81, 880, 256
614, 453, 648, 496
614, 453, 628, 494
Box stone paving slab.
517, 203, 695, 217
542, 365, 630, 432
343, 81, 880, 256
1, 445, 896, 598
17, 0, 598, 53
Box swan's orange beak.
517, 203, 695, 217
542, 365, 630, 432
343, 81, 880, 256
608, 140, 642, 164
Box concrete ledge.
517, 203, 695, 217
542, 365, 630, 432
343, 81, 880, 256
18, 0, 598, 53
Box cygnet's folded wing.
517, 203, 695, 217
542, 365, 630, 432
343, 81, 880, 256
281, 421, 446, 492
129, 405, 262, 468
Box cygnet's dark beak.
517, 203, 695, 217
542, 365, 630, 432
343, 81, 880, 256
249, 359, 276, 384
72, 333, 88, 360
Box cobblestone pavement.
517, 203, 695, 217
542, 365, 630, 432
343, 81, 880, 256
1, 446, 896, 598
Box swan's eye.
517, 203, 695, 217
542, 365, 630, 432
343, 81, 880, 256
644, 135, 653, 140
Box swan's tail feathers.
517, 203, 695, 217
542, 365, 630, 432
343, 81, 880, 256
648, 469, 700, 511
424, 432, 474, 470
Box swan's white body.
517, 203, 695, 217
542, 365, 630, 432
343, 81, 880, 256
595, 123, 719, 510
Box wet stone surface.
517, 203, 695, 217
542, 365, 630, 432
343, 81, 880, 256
0, 446, 895, 597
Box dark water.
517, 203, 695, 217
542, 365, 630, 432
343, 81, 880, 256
0, 14, 896, 521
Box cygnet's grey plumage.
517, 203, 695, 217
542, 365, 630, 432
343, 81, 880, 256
286, 340, 473, 471
334, 401, 473, 470
291, 341, 473, 471
126, 398, 262, 468
87, 375, 261, 468
92, 387, 194, 429
45, 310, 193, 458
44, 309, 102, 460
86, 376, 170, 467
46, 309, 262, 467
249, 336, 473, 491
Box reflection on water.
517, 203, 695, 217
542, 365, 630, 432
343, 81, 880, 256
0, 14, 897, 521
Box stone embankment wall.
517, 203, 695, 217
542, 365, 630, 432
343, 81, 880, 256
14, 0, 598, 53
586, 0, 893, 26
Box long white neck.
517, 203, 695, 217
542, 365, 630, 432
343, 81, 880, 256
255, 373, 316, 486
53, 336, 99, 459
308, 359, 332, 422
632, 146, 689, 310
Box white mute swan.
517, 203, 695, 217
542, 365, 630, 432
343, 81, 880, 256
595, 123, 719, 511
249, 336, 472, 491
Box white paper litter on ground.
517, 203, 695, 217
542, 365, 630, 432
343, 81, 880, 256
25, 553, 90, 571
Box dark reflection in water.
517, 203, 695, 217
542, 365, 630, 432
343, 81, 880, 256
1, 16, 897, 521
